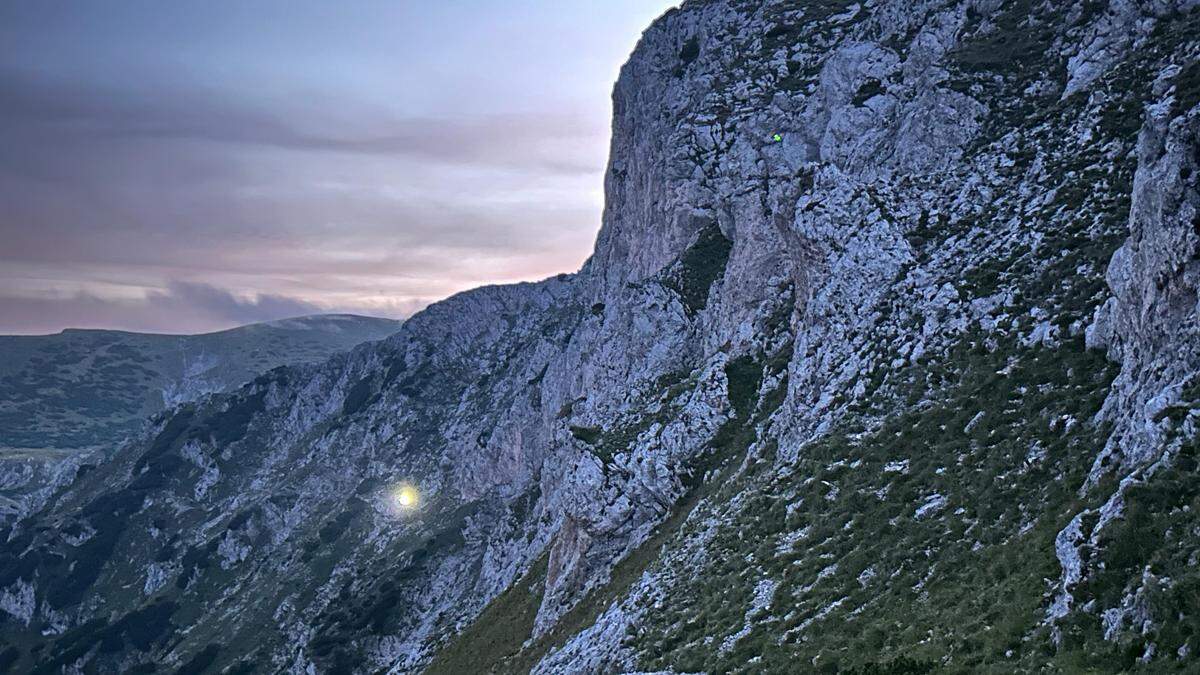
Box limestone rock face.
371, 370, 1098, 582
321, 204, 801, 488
1091, 99, 1200, 473
3, 1, 1200, 673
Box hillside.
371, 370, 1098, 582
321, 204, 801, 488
0, 314, 401, 451
0, 315, 399, 521
2, 1, 1199, 673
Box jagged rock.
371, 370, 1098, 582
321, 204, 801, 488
2, 1, 1199, 673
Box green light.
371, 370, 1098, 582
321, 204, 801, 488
773, 133, 783, 142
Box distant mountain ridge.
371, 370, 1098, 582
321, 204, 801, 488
0, 314, 400, 522
0, 314, 401, 451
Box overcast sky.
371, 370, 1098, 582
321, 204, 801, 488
0, 1, 678, 335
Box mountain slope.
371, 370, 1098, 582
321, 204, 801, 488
3, 1, 1200, 673
0, 314, 402, 450
0, 315, 400, 522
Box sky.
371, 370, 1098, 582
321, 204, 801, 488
0, 0, 678, 335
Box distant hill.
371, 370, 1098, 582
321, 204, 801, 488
0, 314, 400, 451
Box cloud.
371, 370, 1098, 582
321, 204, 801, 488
0, 0, 646, 337
146, 281, 322, 327
0, 282, 422, 336
0, 69, 605, 336
0, 71, 607, 177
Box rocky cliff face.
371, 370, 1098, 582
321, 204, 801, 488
2, 1, 1199, 673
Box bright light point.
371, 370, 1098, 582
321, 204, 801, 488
391, 485, 420, 511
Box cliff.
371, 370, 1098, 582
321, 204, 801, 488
2, 1, 1199, 672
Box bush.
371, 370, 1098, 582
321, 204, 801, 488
570, 425, 602, 446
663, 222, 733, 316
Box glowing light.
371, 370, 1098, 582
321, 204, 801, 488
391, 484, 420, 511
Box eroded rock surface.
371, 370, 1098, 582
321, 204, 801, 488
2, 1, 1199, 673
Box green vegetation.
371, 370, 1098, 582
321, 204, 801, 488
566, 369, 695, 468
675, 37, 701, 77
725, 355, 764, 420
953, 22, 1050, 76
569, 425, 603, 447
1172, 59, 1200, 118
612, 32, 1197, 658
341, 377, 375, 416
200, 389, 266, 446
424, 555, 549, 675
0, 647, 18, 673
634, 331, 1122, 673
610, 35, 1184, 655
1058, 457, 1200, 670
305, 501, 476, 674
24, 601, 180, 674
174, 643, 221, 675
8, 3, 1200, 673
662, 222, 734, 316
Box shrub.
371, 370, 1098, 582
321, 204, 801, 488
570, 425, 602, 446
663, 222, 734, 316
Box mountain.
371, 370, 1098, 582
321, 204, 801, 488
0, 315, 400, 520
0, 315, 404, 451
3, 1, 1200, 673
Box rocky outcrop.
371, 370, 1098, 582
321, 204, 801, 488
2, 1, 1199, 673
1090, 83, 1200, 473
